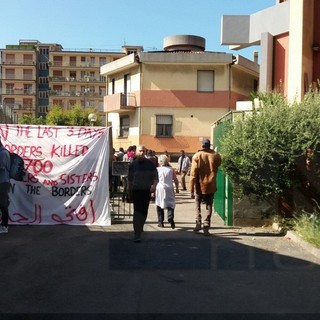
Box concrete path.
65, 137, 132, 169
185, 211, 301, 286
0, 189, 320, 319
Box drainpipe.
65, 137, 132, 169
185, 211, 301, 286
137, 54, 142, 143
228, 55, 237, 111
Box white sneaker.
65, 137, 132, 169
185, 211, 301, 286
0, 226, 8, 234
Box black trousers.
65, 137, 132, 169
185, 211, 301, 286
132, 189, 151, 236
0, 182, 10, 227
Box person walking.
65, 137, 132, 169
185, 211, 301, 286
128, 145, 158, 242
177, 150, 191, 191
0, 139, 11, 234
189, 139, 221, 236
155, 155, 179, 229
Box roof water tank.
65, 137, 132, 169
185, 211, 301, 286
163, 35, 206, 52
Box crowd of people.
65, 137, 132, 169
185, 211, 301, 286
113, 140, 221, 242
0, 139, 221, 239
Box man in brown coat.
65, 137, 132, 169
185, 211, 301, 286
189, 139, 221, 235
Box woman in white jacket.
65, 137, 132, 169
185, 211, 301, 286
155, 155, 179, 229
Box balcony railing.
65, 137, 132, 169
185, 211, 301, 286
1, 60, 36, 66
48, 90, 103, 98
120, 93, 136, 107
48, 76, 104, 83
104, 93, 137, 112
49, 61, 102, 68
1, 103, 35, 110
2, 75, 36, 81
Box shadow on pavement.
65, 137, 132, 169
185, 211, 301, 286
0, 224, 320, 319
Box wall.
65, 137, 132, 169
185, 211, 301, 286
140, 107, 228, 153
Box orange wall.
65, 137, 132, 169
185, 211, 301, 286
139, 90, 231, 108
313, 0, 320, 82
140, 135, 206, 155
273, 33, 289, 94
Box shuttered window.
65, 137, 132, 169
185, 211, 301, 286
156, 115, 173, 137
197, 70, 214, 92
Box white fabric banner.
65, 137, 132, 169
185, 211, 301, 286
0, 124, 111, 226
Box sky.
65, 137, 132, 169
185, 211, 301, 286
0, 0, 275, 59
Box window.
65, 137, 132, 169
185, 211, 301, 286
156, 115, 173, 137
24, 84, 33, 94
39, 77, 48, 84
23, 69, 33, 81
6, 84, 14, 94
39, 91, 48, 99
197, 70, 214, 92
39, 48, 49, 55
5, 69, 15, 79
119, 116, 129, 137
39, 62, 48, 70
70, 56, 76, 67
39, 105, 49, 113
6, 54, 15, 64
24, 54, 33, 65
111, 78, 115, 94
99, 57, 106, 66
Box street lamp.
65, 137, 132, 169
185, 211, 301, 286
88, 113, 97, 126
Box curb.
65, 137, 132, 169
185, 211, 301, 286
285, 230, 320, 260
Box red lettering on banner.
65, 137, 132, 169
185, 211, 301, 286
77, 127, 105, 139
10, 204, 42, 224
9, 200, 96, 225
51, 199, 96, 224
58, 172, 98, 185
24, 159, 53, 175
23, 172, 39, 184
0, 124, 9, 140
5, 144, 42, 158
50, 144, 89, 158
37, 126, 60, 138
43, 179, 58, 186
67, 126, 105, 139
16, 126, 32, 138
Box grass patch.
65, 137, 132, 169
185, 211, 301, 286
292, 212, 320, 249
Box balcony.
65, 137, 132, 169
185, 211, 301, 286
48, 90, 103, 98
0, 89, 35, 96
1, 103, 35, 111
104, 93, 137, 112
1, 60, 36, 66
48, 76, 104, 83
49, 61, 101, 68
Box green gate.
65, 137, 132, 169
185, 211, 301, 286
213, 111, 251, 226
213, 112, 233, 226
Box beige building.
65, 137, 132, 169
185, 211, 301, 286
101, 35, 259, 154
0, 40, 125, 124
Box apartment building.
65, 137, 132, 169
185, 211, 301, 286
0, 40, 125, 124
221, 0, 320, 102
101, 35, 259, 154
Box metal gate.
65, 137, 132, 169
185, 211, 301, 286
213, 110, 253, 226
110, 161, 133, 220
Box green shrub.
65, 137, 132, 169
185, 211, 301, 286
220, 92, 320, 206
293, 209, 320, 248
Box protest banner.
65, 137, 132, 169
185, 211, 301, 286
0, 124, 111, 226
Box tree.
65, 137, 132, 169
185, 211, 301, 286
45, 105, 68, 125
19, 104, 102, 126
220, 92, 320, 212
19, 115, 46, 125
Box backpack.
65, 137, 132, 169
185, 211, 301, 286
9, 152, 26, 181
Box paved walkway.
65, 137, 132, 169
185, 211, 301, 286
1, 189, 320, 319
